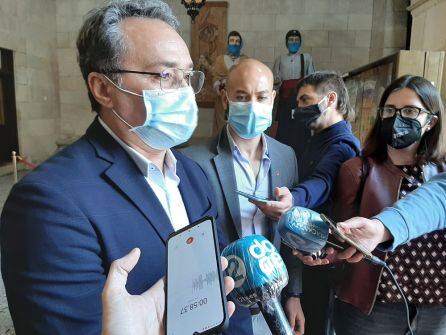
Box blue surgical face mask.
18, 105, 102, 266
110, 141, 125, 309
228, 100, 272, 139
227, 44, 241, 57
105, 76, 198, 150
288, 42, 301, 54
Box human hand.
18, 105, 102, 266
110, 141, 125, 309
292, 247, 337, 266
102, 248, 164, 335
336, 217, 391, 263
102, 249, 236, 335
251, 187, 293, 221
285, 297, 305, 335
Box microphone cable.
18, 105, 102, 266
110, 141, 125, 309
320, 214, 414, 335
352, 251, 414, 335
348, 247, 414, 335
382, 262, 414, 335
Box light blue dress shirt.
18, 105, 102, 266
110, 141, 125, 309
227, 126, 271, 237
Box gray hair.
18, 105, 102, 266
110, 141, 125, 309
76, 0, 180, 112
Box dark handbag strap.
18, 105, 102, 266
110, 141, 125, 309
300, 53, 305, 77
355, 157, 370, 213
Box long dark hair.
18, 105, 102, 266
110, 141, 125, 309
362, 75, 446, 164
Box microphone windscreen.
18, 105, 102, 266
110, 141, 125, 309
221, 235, 288, 307
278, 206, 329, 253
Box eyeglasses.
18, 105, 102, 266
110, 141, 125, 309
378, 106, 434, 120
105, 68, 205, 94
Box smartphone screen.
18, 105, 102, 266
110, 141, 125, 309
166, 218, 227, 335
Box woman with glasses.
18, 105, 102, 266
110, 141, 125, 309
331, 75, 446, 334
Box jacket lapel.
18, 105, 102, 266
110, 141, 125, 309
87, 119, 174, 243
212, 131, 243, 238
266, 137, 283, 248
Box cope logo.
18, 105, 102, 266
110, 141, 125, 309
226, 239, 284, 288
249, 239, 284, 276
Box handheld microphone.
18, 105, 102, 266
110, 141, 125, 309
277, 206, 329, 254
278, 207, 414, 335
277, 206, 384, 265
221, 235, 293, 335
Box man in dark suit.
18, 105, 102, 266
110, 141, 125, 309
182, 58, 305, 335
253, 71, 361, 335
0, 1, 251, 334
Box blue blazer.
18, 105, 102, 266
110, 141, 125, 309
1, 119, 252, 335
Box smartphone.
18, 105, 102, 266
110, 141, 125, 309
235, 190, 272, 203
166, 217, 228, 335
320, 214, 373, 256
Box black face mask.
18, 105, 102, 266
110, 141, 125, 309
381, 114, 423, 149
293, 104, 321, 128
293, 97, 327, 128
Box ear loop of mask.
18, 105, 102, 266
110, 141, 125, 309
422, 114, 436, 130
317, 95, 330, 114
102, 75, 139, 129
225, 91, 233, 105
420, 116, 434, 156
111, 108, 134, 129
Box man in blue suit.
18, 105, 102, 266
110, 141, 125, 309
0, 0, 251, 334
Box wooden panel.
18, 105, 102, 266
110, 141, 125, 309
395, 50, 425, 78
424, 51, 445, 99
345, 49, 446, 144
442, 55, 446, 102
344, 57, 395, 144
424, 51, 444, 85
191, 1, 228, 108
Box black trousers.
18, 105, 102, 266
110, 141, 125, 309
301, 265, 341, 335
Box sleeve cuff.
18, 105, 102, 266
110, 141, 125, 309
284, 268, 302, 296
373, 208, 410, 251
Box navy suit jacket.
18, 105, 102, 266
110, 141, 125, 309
0, 119, 252, 335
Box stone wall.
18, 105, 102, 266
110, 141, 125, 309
55, 0, 409, 140
0, 1, 410, 160
0, 0, 59, 162
370, 0, 409, 61
56, 0, 103, 142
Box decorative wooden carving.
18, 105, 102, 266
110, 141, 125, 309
191, 1, 228, 108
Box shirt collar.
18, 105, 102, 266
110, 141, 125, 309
98, 117, 179, 183
226, 125, 269, 160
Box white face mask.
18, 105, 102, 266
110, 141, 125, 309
105, 76, 198, 150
